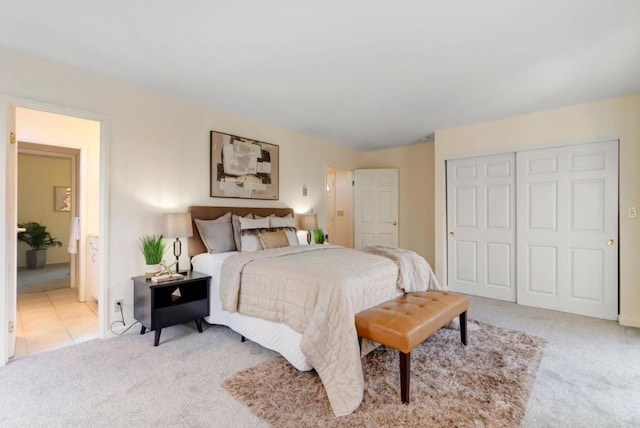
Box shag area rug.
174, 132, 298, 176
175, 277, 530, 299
223, 321, 546, 427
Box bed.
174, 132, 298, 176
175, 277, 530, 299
187, 206, 433, 417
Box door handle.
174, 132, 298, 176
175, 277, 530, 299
449, 231, 455, 237
607, 239, 615, 246
392, 221, 398, 226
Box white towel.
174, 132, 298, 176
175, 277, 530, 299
67, 216, 80, 254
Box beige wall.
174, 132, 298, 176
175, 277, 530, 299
0, 46, 364, 332
17, 154, 71, 266
435, 94, 640, 327
362, 142, 435, 266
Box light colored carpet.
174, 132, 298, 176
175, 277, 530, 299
223, 321, 545, 427
1, 295, 639, 427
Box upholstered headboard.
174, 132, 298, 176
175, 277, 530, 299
187, 206, 295, 257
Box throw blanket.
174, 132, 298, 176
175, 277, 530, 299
362, 245, 442, 291
219, 245, 445, 417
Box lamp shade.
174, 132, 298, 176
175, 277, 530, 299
163, 212, 193, 238
296, 213, 318, 231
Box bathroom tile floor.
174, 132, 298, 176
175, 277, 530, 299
14, 288, 98, 359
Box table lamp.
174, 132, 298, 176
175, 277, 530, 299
163, 212, 193, 273
296, 213, 318, 244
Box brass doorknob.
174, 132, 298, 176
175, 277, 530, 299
449, 231, 455, 237
392, 221, 397, 226
607, 239, 615, 245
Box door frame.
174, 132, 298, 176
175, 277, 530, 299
0, 95, 110, 365
18, 142, 81, 295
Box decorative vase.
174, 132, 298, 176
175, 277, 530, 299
145, 264, 160, 279
26, 249, 47, 269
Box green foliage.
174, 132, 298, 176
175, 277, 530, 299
313, 229, 325, 244
139, 234, 167, 265
17, 222, 63, 250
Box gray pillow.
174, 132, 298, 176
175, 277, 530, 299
194, 212, 235, 253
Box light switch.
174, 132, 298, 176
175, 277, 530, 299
628, 207, 637, 218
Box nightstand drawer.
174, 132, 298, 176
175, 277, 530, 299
154, 300, 208, 329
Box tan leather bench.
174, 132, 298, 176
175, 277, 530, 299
355, 290, 469, 403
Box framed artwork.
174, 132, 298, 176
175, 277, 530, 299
54, 186, 71, 212
210, 130, 279, 200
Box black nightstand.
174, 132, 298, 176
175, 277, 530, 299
133, 271, 211, 346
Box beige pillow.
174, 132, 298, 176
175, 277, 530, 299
194, 212, 235, 253
258, 230, 289, 249
269, 215, 299, 245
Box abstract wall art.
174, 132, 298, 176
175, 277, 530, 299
209, 131, 279, 200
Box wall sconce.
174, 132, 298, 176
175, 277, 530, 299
163, 212, 193, 273
302, 184, 308, 197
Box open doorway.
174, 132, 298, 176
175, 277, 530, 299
326, 166, 354, 248
11, 107, 101, 358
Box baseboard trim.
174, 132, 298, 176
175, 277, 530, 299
618, 316, 640, 328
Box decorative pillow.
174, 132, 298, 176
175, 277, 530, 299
269, 215, 299, 246
239, 217, 270, 252
194, 212, 235, 253
258, 230, 289, 249
232, 213, 254, 251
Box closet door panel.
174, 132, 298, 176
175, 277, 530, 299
516, 141, 618, 320
447, 153, 516, 301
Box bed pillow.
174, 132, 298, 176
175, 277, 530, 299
269, 215, 299, 246
239, 217, 270, 252
194, 212, 235, 253
232, 213, 254, 251
258, 229, 289, 249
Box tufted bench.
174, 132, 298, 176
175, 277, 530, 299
355, 290, 469, 403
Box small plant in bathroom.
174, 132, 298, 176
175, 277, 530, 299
17, 221, 63, 269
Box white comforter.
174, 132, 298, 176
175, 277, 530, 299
220, 244, 438, 416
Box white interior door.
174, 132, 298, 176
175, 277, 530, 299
354, 169, 398, 249
447, 153, 516, 301
516, 141, 618, 320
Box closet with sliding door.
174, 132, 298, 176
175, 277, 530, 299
446, 140, 618, 320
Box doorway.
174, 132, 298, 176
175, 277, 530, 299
15, 143, 98, 357
326, 166, 354, 248
7, 105, 103, 360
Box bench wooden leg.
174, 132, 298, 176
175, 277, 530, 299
400, 351, 410, 404
460, 310, 467, 346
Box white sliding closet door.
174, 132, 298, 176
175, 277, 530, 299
446, 153, 516, 301
516, 141, 618, 320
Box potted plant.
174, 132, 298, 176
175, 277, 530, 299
17, 221, 63, 269
139, 234, 167, 278
313, 228, 325, 244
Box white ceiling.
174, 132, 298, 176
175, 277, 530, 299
1, 1, 639, 150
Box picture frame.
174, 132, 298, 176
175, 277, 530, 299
54, 186, 71, 212
210, 130, 279, 200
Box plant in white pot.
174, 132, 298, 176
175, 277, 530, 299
17, 221, 63, 269
139, 234, 167, 279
